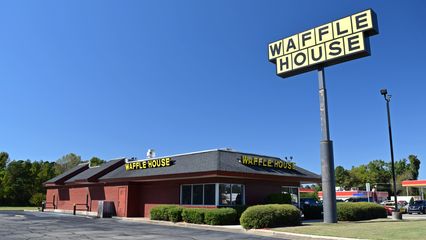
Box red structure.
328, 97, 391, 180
402, 180, 426, 199
44, 149, 320, 217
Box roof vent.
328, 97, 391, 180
146, 149, 156, 158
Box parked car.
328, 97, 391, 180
300, 198, 322, 207
382, 201, 406, 215
384, 206, 394, 215
300, 198, 323, 219
380, 200, 395, 205
345, 197, 373, 202
408, 200, 426, 214
398, 201, 409, 213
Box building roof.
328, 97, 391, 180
44, 149, 321, 186
44, 163, 89, 185
99, 149, 320, 182
64, 158, 125, 184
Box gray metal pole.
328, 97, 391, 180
386, 98, 398, 211
318, 68, 337, 223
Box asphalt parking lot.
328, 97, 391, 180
0, 211, 284, 240
400, 213, 426, 220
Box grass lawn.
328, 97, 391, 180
0, 206, 38, 211
274, 219, 426, 240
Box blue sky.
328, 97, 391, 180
1, 1, 425, 179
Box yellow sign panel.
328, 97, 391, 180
240, 155, 296, 170
125, 157, 173, 171
268, 9, 378, 78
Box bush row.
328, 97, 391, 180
337, 202, 387, 221
240, 204, 301, 229
150, 205, 237, 225
151, 202, 387, 229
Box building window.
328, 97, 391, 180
282, 186, 299, 205
192, 185, 203, 205
180, 183, 244, 206
181, 185, 192, 204
218, 184, 244, 206
204, 184, 215, 205
181, 184, 216, 205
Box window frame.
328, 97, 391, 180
180, 183, 217, 206
217, 183, 245, 206
180, 183, 245, 206
282, 185, 300, 208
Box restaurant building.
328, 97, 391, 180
44, 149, 320, 217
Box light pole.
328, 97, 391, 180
380, 89, 401, 219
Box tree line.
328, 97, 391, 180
334, 154, 421, 195
0, 152, 105, 206
0, 151, 422, 206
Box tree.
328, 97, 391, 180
366, 160, 391, 186
335, 166, 350, 189
89, 157, 105, 167
335, 155, 421, 197
2, 160, 34, 205
0, 152, 9, 170
54, 153, 81, 175
408, 155, 420, 180
0, 152, 10, 204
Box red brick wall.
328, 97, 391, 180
45, 188, 58, 209
128, 177, 299, 217
46, 184, 128, 217
47, 177, 300, 218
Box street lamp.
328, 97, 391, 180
380, 88, 400, 219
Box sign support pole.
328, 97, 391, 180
318, 67, 337, 223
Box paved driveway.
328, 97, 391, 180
0, 211, 284, 240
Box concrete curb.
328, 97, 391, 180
250, 229, 367, 240
115, 217, 365, 240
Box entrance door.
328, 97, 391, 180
117, 187, 127, 217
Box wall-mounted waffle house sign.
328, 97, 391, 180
125, 157, 174, 171
240, 155, 296, 170
268, 9, 378, 78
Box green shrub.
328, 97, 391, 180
150, 205, 178, 221
29, 193, 45, 207
265, 193, 292, 204
337, 202, 387, 221
240, 204, 301, 229
204, 208, 237, 225
224, 205, 248, 223
182, 208, 206, 224
167, 206, 183, 223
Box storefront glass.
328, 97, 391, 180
181, 185, 192, 204
181, 183, 244, 206
181, 184, 215, 205
192, 185, 203, 205
219, 183, 244, 206
204, 184, 215, 205
282, 186, 299, 205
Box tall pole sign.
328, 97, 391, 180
268, 9, 378, 223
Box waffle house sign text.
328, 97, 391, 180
268, 9, 378, 78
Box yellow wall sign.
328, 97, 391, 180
125, 157, 173, 171
268, 9, 378, 78
240, 155, 296, 170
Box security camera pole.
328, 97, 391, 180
380, 89, 400, 219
